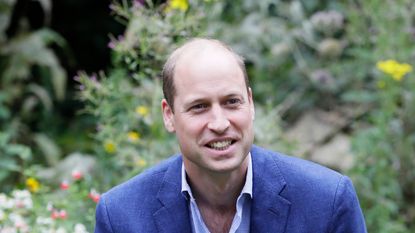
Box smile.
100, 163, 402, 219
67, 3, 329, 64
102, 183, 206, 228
206, 140, 235, 150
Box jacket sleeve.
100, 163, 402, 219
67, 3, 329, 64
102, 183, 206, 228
94, 194, 114, 233
328, 176, 367, 233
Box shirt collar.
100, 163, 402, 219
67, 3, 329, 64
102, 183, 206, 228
181, 153, 253, 200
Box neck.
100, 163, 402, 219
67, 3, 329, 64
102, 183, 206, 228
184, 157, 249, 209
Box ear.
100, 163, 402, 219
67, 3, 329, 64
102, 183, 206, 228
248, 87, 255, 120
161, 99, 175, 133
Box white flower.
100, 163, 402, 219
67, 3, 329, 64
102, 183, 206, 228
36, 216, 54, 225
56, 227, 67, 233
11, 190, 32, 209
0, 226, 18, 233
9, 213, 30, 232
0, 193, 7, 207
12, 190, 31, 199
0, 193, 14, 209
0, 209, 5, 220
9, 213, 24, 223
74, 223, 89, 233
46, 202, 54, 211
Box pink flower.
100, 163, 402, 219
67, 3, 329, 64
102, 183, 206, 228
51, 210, 60, 219
71, 170, 83, 180
88, 189, 101, 203
59, 210, 67, 219
51, 209, 67, 220
60, 181, 69, 190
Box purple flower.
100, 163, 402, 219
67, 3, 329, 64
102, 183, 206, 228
90, 74, 97, 82
133, 0, 145, 8
108, 41, 116, 49
73, 75, 80, 82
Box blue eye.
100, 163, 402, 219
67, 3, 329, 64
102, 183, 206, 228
190, 103, 208, 112
226, 98, 242, 105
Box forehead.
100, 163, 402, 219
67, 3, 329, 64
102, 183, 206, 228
173, 46, 246, 97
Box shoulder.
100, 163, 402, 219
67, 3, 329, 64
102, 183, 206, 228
250, 145, 366, 232
95, 155, 183, 231
251, 145, 343, 189
102, 155, 182, 201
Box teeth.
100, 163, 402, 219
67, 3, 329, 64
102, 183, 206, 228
208, 140, 232, 150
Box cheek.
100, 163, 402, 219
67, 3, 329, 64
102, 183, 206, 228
230, 111, 253, 128
175, 115, 207, 136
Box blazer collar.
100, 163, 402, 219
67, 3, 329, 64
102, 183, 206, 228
154, 156, 192, 233
250, 145, 292, 233
153, 146, 292, 233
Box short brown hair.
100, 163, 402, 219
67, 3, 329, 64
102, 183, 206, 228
161, 38, 250, 111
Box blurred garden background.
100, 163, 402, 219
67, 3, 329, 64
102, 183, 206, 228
1, 0, 415, 232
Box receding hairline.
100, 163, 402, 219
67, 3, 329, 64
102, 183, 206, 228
162, 38, 250, 109
169, 38, 244, 70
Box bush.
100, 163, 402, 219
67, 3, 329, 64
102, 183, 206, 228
345, 0, 415, 232
2, 0, 414, 231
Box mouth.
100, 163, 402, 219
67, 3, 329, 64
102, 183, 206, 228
206, 139, 236, 151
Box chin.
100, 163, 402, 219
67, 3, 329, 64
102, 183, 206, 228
206, 157, 246, 173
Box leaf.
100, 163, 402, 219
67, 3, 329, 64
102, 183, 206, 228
5, 144, 32, 161
34, 0, 52, 24
51, 66, 67, 101
21, 96, 39, 116
0, 0, 16, 38
36, 28, 67, 47
33, 133, 61, 166
0, 131, 10, 146
341, 90, 377, 103
27, 83, 53, 111
0, 158, 20, 171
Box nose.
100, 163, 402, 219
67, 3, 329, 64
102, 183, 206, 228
207, 105, 230, 134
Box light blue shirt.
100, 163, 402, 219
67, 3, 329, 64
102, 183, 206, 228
181, 154, 253, 233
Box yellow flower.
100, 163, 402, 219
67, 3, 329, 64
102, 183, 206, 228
377, 80, 386, 89
127, 131, 141, 142
136, 158, 147, 167
135, 105, 149, 117
166, 0, 189, 12
376, 59, 412, 81
26, 177, 40, 192
104, 140, 117, 153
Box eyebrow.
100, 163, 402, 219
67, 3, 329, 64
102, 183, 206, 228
182, 93, 245, 109
181, 98, 207, 111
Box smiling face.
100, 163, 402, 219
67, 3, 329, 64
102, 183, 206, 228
162, 44, 255, 175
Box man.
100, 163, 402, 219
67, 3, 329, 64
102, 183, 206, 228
94, 38, 367, 233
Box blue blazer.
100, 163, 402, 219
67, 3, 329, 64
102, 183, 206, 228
94, 145, 367, 233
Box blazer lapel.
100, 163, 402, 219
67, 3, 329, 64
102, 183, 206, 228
250, 146, 292, 233
153, 156, 192, 233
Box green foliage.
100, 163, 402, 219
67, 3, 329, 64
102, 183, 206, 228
0, 0, 69, 187
210, 0, 345, 111
345, 0, 415, 232
0, 176, 97, 232
75, 2, 192, 187
351, 67, 415, 232
2, 0, 415, 231
0, 132, 32, 192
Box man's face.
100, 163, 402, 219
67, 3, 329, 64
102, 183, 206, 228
162, 48, 255, 174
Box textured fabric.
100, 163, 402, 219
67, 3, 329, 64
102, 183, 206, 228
181, 154, 252, 233
94, 145, 367, 233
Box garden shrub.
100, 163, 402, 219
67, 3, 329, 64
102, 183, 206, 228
0, 0, 69, 191
2, 0, 415, 232
345, 0, 415, 232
